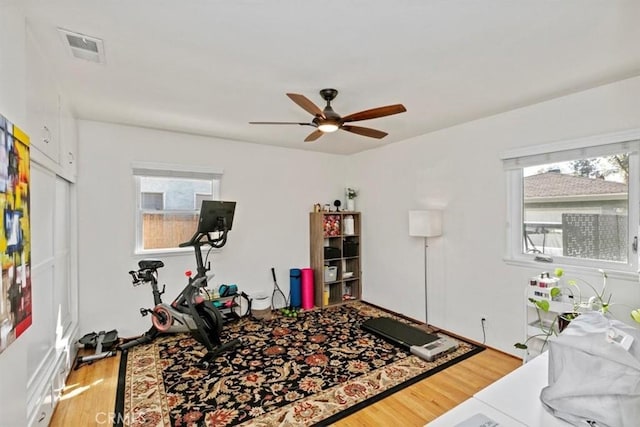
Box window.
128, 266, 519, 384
141, 192, 164, 210
133, 162, 222, 253
503, 131, 640, 272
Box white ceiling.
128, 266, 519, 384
21, 0, 640, 155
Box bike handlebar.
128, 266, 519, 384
179, 228, 229, 249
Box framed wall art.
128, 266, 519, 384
0, 114, 31, 355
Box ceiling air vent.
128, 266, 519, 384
58, 28, 105, 64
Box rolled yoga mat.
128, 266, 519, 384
289, 268, 302, 308
301, 268, 314, 309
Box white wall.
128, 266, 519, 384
77, 121, 347, 336
0, 2, 634, 423
0, 3, 30, 426
78, 77, 640, 355
353, 75, 640, 355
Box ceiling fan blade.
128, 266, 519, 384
287, 93, 326, 118
304, 129, 324, 142
341, 125, 388, 139
342, 104, 406, 123
249, 121, 314, 126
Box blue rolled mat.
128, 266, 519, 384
289, 268, 302, 308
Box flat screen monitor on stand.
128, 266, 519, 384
181, 200, 236, 250
198, 200, 236, 234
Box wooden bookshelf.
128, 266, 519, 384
309, 211, 361, 308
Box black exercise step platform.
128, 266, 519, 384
361, 316, 438, 349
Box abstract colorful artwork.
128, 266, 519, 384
0, 114, 31, 355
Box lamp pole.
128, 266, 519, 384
424, 236, 429, 327
409, 209, 443, 328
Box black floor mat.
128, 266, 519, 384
361, 316, 438, 349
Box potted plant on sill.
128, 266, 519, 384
515, 268, 640, 353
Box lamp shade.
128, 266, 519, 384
409, 210, 443, 237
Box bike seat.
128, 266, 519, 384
138, 260, 164, 270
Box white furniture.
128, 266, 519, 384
427, 352, 572, 426
523, 279, 573, 362
426, 398, 526, 426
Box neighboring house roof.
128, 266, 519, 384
525, 172, 627, 198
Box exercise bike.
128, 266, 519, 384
119, 201, 241, 366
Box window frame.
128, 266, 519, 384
132, 162, 222, 255
502, 129, 640, 275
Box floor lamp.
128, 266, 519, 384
409, 210, 443, 327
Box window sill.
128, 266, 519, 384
503, 257, 639, 282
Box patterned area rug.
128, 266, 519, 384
115, 302, 483, 426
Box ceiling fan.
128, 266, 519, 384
250, 89, 406, 142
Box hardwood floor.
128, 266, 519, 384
50, 345, 521, 427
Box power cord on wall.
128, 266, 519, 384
481, 318, 487, 344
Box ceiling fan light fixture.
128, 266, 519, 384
250, 89, 406, 142
318, 121, 339, 133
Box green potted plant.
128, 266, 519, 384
345, 187, 358, 211
515, 268, 640, 352
553, 269, 603, 332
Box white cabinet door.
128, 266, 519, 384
27, 164, 56, 383
53, 178, 72, 334
58, 96, 77, 182
29, 387, 54, 427
25, 28, 59, 163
